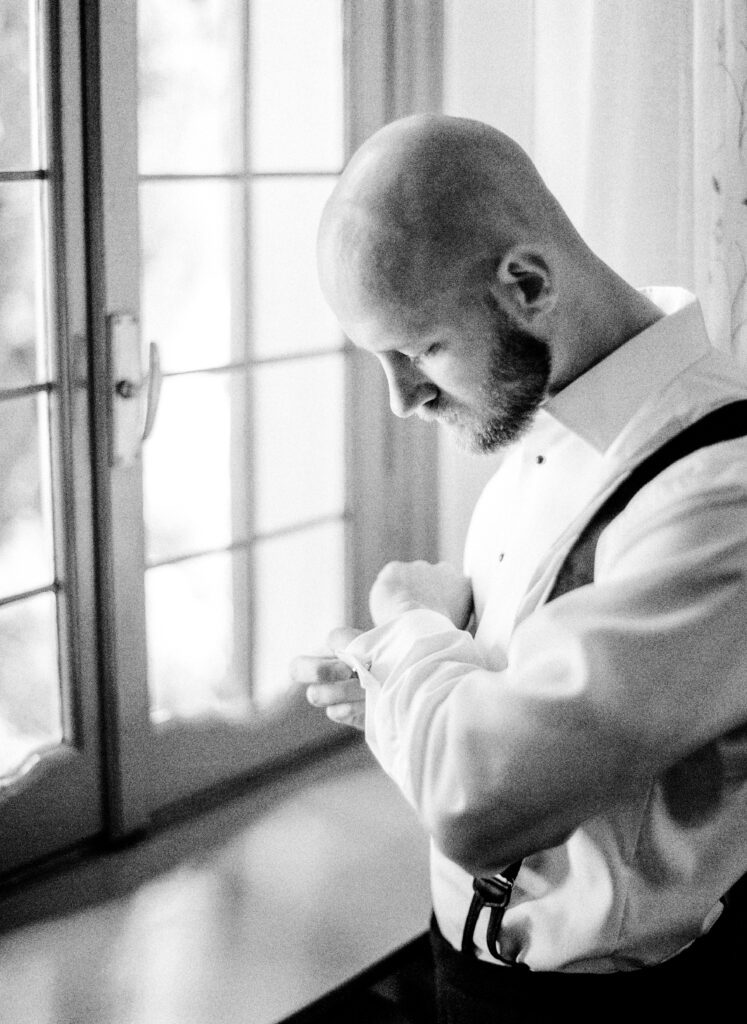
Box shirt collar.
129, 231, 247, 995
544, 287, 712, 453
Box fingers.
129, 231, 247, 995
327, 625, 364, 650
306, 677, 366, 733
325, 700, 365, 730
369, 558, 473, 628
306, 677, 365, 708
289, 654, 354, 685
290, 627, 367, 732
290, 654, 366, 731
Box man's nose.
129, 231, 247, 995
380, 352, 438, 418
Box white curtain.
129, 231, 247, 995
698, 0, 747, 358
531, 0, 747, 358
440, 0, 747, 565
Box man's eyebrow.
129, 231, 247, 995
368, 326, 445, 361
396, 344, 430, 363
401, 331, 446, 356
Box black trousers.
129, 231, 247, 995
429, 902, 744, 1024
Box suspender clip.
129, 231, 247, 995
473, 874, 514, 908
462, 870, 529, 968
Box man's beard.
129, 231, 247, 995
426, 320, 551, 454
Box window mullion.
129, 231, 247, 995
83, 0, 152, 837
237, 0, 254, 708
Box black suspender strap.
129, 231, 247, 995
461, 862, 528, 966
547, 400, 747, 601
461, 399, 747, 967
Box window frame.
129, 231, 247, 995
1, 0, 443, 876
0, 0, 105, 877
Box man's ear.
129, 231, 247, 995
489, 248, 557, 322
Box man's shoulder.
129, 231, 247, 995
594, 431, 747, 582
626, 432, 747, 517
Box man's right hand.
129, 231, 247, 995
290, 627, 366, 731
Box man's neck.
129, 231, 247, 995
549, 268, 665, 394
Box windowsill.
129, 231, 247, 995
0, 738, 432, 1024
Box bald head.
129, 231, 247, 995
318, 114, 584, 332
318, 114, 664, 411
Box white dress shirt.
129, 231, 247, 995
343, 288, 747, 972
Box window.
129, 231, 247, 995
0, 0, 102, 872
0, 0, 441, 878
0, 0, 59, 779
138, 0, 348, 724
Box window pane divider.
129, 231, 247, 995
138, 170, 341, 182
0, 581, 59, 609
251, 345, 349, 366
146, 540, 250, 571
158, 363, 247, 380
253, 511, 351, 545
0, 380, 54, 402
0, 169, 49, 181
158, 346, 348, 379
145, 511, 351, 572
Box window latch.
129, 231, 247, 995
108, 313, 163, 466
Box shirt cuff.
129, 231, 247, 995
338, 608, 460, 678
332, 609, 472, 767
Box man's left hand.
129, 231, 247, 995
369, 560, 473, 628
291, 627, 366, 730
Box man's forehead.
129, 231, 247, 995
339, 298, 455, 356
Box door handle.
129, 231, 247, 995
142, 340, 162, 442
109, 313, 163, 466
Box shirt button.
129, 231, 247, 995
536, 454, 545, 464
498, 552, 505, 562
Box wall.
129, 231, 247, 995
439, 0, 535, 565
438, 0, 697, 564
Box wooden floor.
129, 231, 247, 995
0, 741, 432, 1024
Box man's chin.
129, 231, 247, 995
442, 411, 539, 455
436, 415, 502, 455
418, 401, 539, 454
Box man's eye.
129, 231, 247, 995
415, 343, 442, 363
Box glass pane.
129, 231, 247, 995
250, 0, 344, 172
146, 550, 249, 722
144, 370, 246, 563
254, 354, 345, 534
0, 592, 62, 779
0, 392, 55, 601
138, 0, 244, 175
0, 0, 33, 171
251, 177, 341, 359
0, 181, 48, 387
140, 180, 241, 374
253, 520, 345, 707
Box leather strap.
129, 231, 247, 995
547, 400, 747, 601
461, 862, 527, 966
463, 400, 747, 967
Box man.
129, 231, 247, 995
291, 114, 747, 1020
